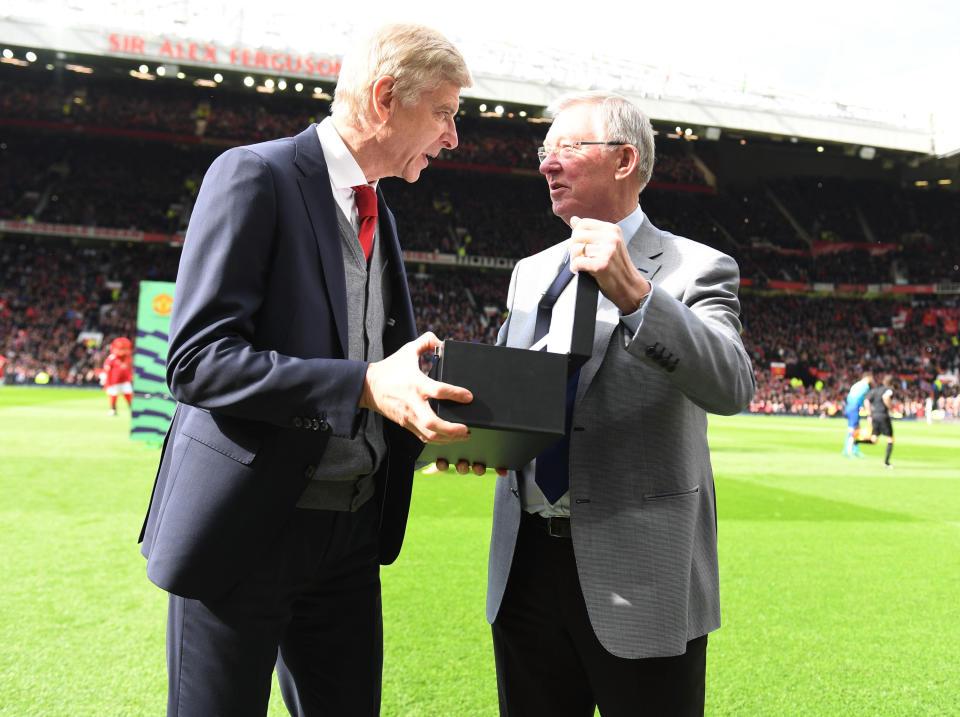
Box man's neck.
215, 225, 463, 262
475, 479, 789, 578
332, 115, 382, 184
562, 200, 640, 227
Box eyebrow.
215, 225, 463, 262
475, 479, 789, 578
438, 96, 461, 113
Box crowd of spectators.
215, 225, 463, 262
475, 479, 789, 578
3, 63, 959, 286
1, 237, 178, 386
3, 235, 958, 421
741, 294, 959, 419
1, 65, 709, 180
0, 236, 509, 389
2, 62, 959, 420
4, 120, 955, 287
0, 66, 316, 142
0, 130, 213, 233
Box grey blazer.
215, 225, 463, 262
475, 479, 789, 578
486, 213, 756, 659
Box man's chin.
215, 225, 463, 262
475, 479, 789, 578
402, 166, 424, 183
551, 200, 571, 222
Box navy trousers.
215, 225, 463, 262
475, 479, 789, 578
165, 499, 382, 716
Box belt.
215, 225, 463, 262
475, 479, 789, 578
522, 511, 572, 539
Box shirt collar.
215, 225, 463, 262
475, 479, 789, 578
316, 117, 376, 192
617, 204, 645, 247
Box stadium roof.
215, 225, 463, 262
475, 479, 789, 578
3, 0, 958, 156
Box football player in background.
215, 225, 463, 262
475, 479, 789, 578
101, 337, 133, 415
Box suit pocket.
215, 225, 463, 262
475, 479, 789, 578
643, 486, 699, 502
633, 485, 701, 633
147, 408, 273, 598
180, 407, 261, 465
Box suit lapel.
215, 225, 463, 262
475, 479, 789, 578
577, 216, 664, 401
376, 193, 418, 349
293, 125, 349, 357
506, 243, 569, 350
628, 217, 664, 282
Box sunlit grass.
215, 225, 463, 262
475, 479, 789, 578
1, 387, 957, 715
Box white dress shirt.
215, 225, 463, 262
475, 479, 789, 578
521, 204, 653, 516
316, 118, 376, 233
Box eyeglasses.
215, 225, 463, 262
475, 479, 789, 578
536, 141, 627, 162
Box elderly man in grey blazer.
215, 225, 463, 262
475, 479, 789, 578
444, 91, 755, 715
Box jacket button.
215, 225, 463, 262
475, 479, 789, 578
293, 417, 303, 428
319, 419, 329, 432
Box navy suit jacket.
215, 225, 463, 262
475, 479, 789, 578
139, 124, 423, 600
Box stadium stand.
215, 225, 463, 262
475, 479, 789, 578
1, 61, 958, 419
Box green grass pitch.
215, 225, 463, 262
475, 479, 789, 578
1, 386, 958, 715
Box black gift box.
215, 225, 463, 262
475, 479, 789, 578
418, 272, 598, 470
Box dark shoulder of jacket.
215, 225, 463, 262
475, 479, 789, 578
237, 134, 298, 166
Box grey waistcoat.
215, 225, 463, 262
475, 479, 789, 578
296, 204, 391, 511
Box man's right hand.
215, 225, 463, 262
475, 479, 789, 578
360, 332, 473, 444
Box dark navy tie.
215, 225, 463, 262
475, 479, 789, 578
532, 254, 574, 345
532, 254, 578, 504
534, 369, 579, 504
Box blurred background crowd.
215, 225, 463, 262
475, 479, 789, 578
2, 63, 958, 420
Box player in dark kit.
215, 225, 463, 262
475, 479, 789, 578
869, 374, 896, 468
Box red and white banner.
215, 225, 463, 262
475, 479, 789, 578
0, 219, 183, 245
0, 17, 342, 82
108, 34, 342, 78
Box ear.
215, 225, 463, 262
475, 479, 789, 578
371, 76, 398, 123
614, 144, 639, 181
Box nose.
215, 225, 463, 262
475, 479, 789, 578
539, 151, 560, 175
442, 117, 458, 150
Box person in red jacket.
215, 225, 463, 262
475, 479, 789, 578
101, 337, 133, 415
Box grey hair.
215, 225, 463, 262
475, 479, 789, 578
547, 91, 655, 191
332, 24, 472, 124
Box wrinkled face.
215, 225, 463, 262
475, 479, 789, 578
539, 102, 622, 225
382, 81, 461, 183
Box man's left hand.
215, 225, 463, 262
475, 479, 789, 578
434, 458, 508, 477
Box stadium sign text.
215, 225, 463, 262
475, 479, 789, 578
399, 250, 516, 270
107, 34, 341, 77
456, 255, 517, 269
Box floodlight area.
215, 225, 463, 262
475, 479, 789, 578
0, 39, 956, 189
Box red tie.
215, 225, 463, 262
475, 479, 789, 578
352, 185, 377, 261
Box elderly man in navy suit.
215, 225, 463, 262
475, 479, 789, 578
139, 24, 472, 716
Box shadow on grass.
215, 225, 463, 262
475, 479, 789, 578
716, 477, 919, 522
